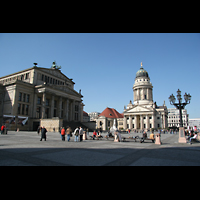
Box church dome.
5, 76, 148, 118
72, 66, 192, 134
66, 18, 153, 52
135, 62, 149, 79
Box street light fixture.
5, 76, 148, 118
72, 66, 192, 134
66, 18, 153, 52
168, 89, 191, 143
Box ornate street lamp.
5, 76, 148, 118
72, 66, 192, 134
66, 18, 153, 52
169, 89, 191, 143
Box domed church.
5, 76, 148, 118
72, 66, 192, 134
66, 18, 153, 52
123, 62, 168, 130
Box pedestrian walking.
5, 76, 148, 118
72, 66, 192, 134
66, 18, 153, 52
66, 126, 72, 142
79, 126, 83, 142
61, 127, 66, 141
74, 127, 79, 142
40, 126, 47, 141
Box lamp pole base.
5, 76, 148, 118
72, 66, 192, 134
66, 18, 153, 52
178, 127, 187, 143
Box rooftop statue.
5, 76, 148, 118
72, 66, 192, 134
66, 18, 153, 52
51, 61, 61, 70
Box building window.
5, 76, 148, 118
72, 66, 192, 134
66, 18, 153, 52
45, 108, 49, 118
22, 104, 25, 115
19, 92, 22, 101
18, 104, 21, 114
75, 113, 78, 121
54, 100, 57, 108
54, 109, 57, 117
26, 105, 29, 115
36, 107, 41, 119
37, 97, 41, 105
46, 99, 50, 106
158, 124, 160, 128
26, 94, 30, 103
23, 94, 26, 102
75, 105, 79, 112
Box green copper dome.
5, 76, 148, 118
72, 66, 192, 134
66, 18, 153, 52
135, 62, 149, 79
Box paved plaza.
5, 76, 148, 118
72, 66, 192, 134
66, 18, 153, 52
0, 131, 200, 166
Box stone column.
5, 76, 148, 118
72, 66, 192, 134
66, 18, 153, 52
66, 98, 69, 120
51, 95, 54, 118
129, 116, 132, 130
146, 115, 149, 130
72, 100, 75, 121
140, 115, 143, 130
163, 113, 166, 128
64, 98, 68, 120
58, 97, 62, 118
152, 113, 155, 128
123, 116, 127, 130
32, 93, 38, 118
135, 115, 138, 129
80, 102, 83, 122
41, 92, 46, 119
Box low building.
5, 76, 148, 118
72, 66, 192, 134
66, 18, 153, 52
167, 108, 189, 128
88, 112, 100, 121
0, 62, 84, 131
96, 107, 124, 131
189, 118, 200, 130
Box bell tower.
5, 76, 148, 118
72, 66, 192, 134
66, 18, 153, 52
133, 62, 153, 105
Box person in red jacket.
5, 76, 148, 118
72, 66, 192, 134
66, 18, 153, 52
1, 125, 6, 134
61, 127, 66, 141
92, 130, 97, 140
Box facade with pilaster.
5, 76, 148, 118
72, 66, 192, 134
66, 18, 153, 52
123, 63, 168, 131
0, 62, 84, 131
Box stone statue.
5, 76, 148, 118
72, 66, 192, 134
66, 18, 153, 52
51, 61, 61, 70
110, 119, 117, 133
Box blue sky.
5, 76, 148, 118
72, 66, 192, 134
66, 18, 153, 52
0, 33, 199, 118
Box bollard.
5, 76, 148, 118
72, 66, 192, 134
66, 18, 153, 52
155, 133, 161, 145
83, 132, 87, 140
114, 132, 119, 142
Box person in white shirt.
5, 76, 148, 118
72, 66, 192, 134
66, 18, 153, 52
74, 127, 79, 142
79, 126, 83, 142
189, 133, 197, 144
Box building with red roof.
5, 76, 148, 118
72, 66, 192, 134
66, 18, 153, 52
96, 107, 124, 131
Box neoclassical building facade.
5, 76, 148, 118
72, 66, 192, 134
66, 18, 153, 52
123, 62, 168, 130
0, 62, 84, 131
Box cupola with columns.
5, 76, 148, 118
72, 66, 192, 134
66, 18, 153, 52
133, 62, 153, 105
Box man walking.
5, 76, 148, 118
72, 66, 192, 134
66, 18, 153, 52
79, 126, 83, 142
40, 126, 47, 141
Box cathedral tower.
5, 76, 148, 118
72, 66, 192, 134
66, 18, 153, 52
133, 62, 153, 105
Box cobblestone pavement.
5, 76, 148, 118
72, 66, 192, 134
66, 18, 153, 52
0, 131, 200, 166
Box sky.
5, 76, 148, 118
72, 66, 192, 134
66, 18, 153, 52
0, 33, 199, 118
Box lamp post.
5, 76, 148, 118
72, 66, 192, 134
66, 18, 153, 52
168, 89, 191, 143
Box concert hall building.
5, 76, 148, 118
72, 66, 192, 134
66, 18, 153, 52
0, 62, 84, 131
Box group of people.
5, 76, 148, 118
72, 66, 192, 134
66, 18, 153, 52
37, 126, 89, 142
187, 130, 198, 144
92, 130, 103, 140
